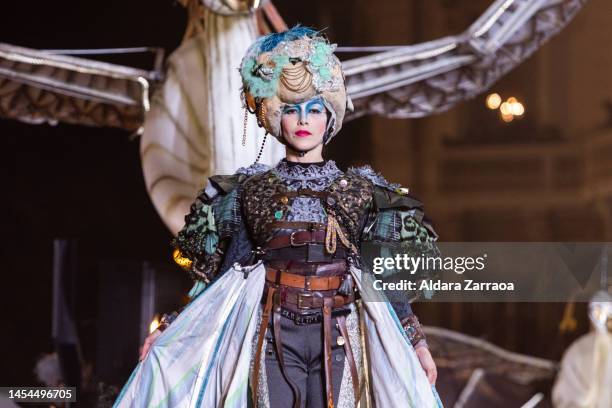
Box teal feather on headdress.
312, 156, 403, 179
309, 40, 334, 82
259, 25, 319, 52
240, 55, 289, 98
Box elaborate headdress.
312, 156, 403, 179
239, 26, 352, 144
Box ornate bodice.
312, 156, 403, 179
240, 159, 374, 249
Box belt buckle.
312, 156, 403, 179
290, 231, 308, 247
296, 292, 314, 309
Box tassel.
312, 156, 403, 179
325, 215, 338, 254
338, 274, 354, 296
325, 214, 358, 254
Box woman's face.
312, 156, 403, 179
280, 96, 328, 151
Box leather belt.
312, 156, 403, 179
265, 267, 344, 291
263, 245, 347, 262
279, 307, 350, 325
283, 291, 355, 309
265, 230, 327, 250
266, 260, 347, 276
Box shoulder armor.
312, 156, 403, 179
208, 174, 246, 195
347, 165, 422, 210
206, 163, 271, 197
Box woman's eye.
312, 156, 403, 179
309, 107, 323, 114
283, 108, 298, 114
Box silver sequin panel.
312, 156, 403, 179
337, 303, 364, 408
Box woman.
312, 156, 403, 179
116, 26, 442, 408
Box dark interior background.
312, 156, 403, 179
1, 0, 601, 390
0, 0, 380, 387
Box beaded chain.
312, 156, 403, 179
242, 101, 269, 163
254, 133, 267, 163
242, 107, 248, 146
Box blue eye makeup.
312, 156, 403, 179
282, 106, 298, 114
307, 102, 324, 114
282, 97, 326, 121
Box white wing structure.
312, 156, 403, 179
0, 42, 155, 130
140, 5, 285, 235
0, 0, 587, 232
344, 0, 587, 119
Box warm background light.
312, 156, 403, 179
500, 101, 511, 115
486, 93, 502, 109
511, 101, 525, 116
149, 314, 160, 334
485, 93, 526, 122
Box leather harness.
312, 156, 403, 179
251, 228, 360, 408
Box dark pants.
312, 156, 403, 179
265, 314, 346, 407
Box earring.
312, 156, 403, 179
244, 91, 257, 114
257, 103, 268, 130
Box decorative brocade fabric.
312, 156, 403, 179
175, 159, 441, 346
273, 159, 342, 223
241, 159, 374, 249
273, 159, 343, 191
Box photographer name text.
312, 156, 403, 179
372, 278, 515, 292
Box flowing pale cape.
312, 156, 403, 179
113, 262, 443, 407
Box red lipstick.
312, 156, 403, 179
295, 130, 311, 137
